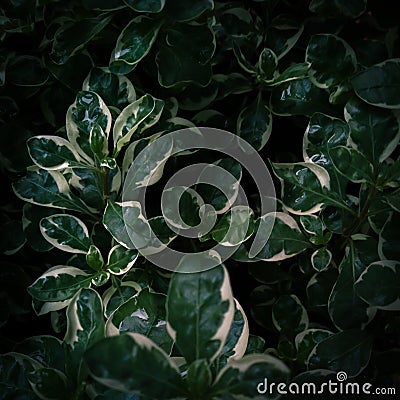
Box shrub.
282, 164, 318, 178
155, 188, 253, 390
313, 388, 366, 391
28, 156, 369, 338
1, 0, 399, 398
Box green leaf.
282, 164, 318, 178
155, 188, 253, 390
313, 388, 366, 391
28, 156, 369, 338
40, 214, 91, 254
51, 14, 112, 65
13, 168, 96, 216
265, 15, 304, 60
28, 266, 92, 303
82, 67, 136, 109
102, 282, 141, 318
345, 97, 400, 165
311, 247, 332, 271
272, 162, 347, 214
379, 212, 400, 260
27, 135, 81, 171
355, 260, 400, 310
165, 0, 213, 22
113, 94, 160, 154
248, 263, 290, 284
295, 329, 332, 367
213, 299, 249, 373
237, 93, 272, 151
299, 214, 324, 236
64, 288, 105, 385
351, 58, 400, 108
244, 335, 265, 355
66, 91, 112, 164
166, 264, 234, 364
258, 48, 278, 81
328, 241, 375, 330
86, 244, 104, 271
107, 288, 173, 354
110, 16, 162, 70
107, 245, 139, 275
7, 55, 49, 86
27, 367, 69, 400
0, 219, 26, 255
255, 212, 311, 261
307, 329, 373, 377
270, 62, 310, 86
211, 354, 290, 399
90, 124, 109, 160
306, 34, 357, 88
272, 294, 308, 337
212, 206, 254, 247
85, 333, 187, 398
124, 0, 166, 13
156, 24, 215, 87
270, 77, 331, 116
306, 269, 338, 307
82, 0, 125, 10
187, 359, 212, 398
309, 0, 367, 18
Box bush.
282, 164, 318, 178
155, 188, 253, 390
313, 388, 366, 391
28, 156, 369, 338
1, 0, 399, 398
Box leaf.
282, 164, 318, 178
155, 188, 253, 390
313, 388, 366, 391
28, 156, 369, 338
254, 212, 311, 261
272, 162, 347, 214
40, 214, 91, 254
187, 359, 212, 399
213, 299, 249, 371
124, 0, 166, 13
107, 288, 173, 354
0, 219, 26, 255
113, 94, 160, 154
107, 245, 139, 275
27, 367, 69, 400
311, 247, 332, 271
28, 266, 92, 303
307, 329, 373, 377
309, 0, 367, 18
355, 260, 400, 310
272, 294, 308, 337
306, 34, 357, 88
90, 124, 108, 160
211, 354, 290, 399
295, 329, 332, 367
166, 264, 235, 364
27, 135, 81, 170
379, 212, 400, 260
156, 24, 215, 87
270, 77, 332, 116
102, 282, 141, 318
86, 245, 104, 271
328, 241, 375, 330
50, 14, 112, 65
248, 263, 290, 284
64, 288, 105, 385
110, 16, 162, 70
13, 168, 96, 216
345, 97, 400, 165
165, 0, 213, 22
306, 269, 338, 307
212, 206, 254, 247
237, 93, 272, 151
351, 58, 400, 108
258, 48, 278, 81
265, 15, 304, 60
85, 333, 187, 398
270, 62, 310, 86
7, 55, 49, 86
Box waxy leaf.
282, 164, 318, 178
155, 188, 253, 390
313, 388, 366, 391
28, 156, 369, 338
270, 77, 331, 116
165, 0, 213, 22
379, 212, 400, 260
28, 266, 92, 303
295, 329, 332, 367
65, 288, 105, 384
237, 93, 272, 150
211, 354, 290, 399
40, 214, 91, 254
27, 136, 81, 170
66, 91, 112, 164
187, 359, 212, 399
110, 16, 162, 70
102, 282, 140, 318
355, 260, 400, 310
351, 59, 400, 108
311, 247, 332, 271
8, 55, 49, 87
107, 288, 173, 353
85, 333, 187, 398
306, 34, 357, 88
309, 0, 367, 18
345, 97, 400, 165
166, 264, 235, 364
258, 48, 278, 81
107, 245, 139, 275
307, 329, 373, 377
27, 367, 69, 400
255, 212, 311, 261
124, 0, 165, 13
13, 168, 96, 216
